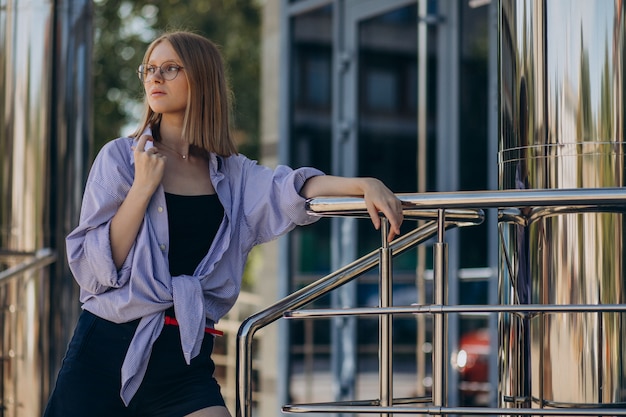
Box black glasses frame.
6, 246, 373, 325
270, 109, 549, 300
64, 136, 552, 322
137, 62, 184, 83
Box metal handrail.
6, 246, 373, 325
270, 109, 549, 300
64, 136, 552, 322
306, 187, 626, 213
236, 187, 626, 417
236, 211, 484, 417
282, 404, 626, 415
286, 303, 626, 318
0, 248, 57, 284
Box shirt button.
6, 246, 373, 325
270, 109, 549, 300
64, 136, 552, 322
160, 244, 166, 251
157, 206, 164, 213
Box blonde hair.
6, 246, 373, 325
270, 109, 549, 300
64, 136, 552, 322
132, 31, 237, 156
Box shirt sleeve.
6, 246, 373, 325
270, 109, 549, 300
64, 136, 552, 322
237, 156, 325, 246
65, 140, 135, 294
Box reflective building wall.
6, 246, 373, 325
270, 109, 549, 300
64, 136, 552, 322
499, 0, 625, 410
0, 0, 92, 415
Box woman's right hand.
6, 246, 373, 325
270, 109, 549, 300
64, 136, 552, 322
132, 134, 166, 195
110, 135, 167, 269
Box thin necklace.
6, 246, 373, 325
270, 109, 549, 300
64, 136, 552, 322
158, 141, 188, 159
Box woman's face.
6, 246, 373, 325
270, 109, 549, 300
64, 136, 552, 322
143, 40, 188, 120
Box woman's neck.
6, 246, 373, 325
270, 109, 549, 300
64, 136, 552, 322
157, 118, 184, 145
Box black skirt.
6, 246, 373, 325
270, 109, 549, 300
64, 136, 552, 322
43, 310, 226, 417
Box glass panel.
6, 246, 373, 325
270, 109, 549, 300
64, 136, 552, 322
357, 4, 419, 194
287, 4, 334, 404
356, 4, 421, 270
289, 5, 333, 276
458, 0, 490, 269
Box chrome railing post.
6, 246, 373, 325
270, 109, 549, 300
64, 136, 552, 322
432, 209, 448, 408
379, 219, 393, 416
236, 318, 257, 417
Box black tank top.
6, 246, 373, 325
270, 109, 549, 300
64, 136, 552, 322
164, 193, 224, 276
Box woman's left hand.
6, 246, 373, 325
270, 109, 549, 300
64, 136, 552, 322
301, 175, 404, 242
360, 178, 404, 242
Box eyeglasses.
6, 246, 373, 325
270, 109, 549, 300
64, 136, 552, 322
137, 62, 184, 82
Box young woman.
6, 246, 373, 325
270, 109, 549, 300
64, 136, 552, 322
44, 31, 403, 417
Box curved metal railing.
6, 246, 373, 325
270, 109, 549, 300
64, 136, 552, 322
236, 187, 626, 417
0, 248, 57, 284
0, 248, 56, 415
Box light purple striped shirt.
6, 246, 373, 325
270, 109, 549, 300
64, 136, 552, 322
65, 130, 323, 405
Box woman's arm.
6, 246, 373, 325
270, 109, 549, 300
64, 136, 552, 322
300, 175, 403, 242
110, 135, 165, 268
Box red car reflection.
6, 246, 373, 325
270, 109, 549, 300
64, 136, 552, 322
454, 328, 491, 405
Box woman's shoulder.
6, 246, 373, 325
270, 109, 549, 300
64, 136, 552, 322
218, 152, 268, 171
216, 152, 255, 173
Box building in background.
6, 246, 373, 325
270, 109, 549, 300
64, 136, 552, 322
255, 0, 498, 414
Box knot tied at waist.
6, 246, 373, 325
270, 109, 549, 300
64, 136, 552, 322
119, 275, 206, 405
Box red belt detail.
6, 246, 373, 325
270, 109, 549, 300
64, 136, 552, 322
164, 316, 224, 336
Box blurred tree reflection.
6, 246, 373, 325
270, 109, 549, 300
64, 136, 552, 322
92, 0, 260, 158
